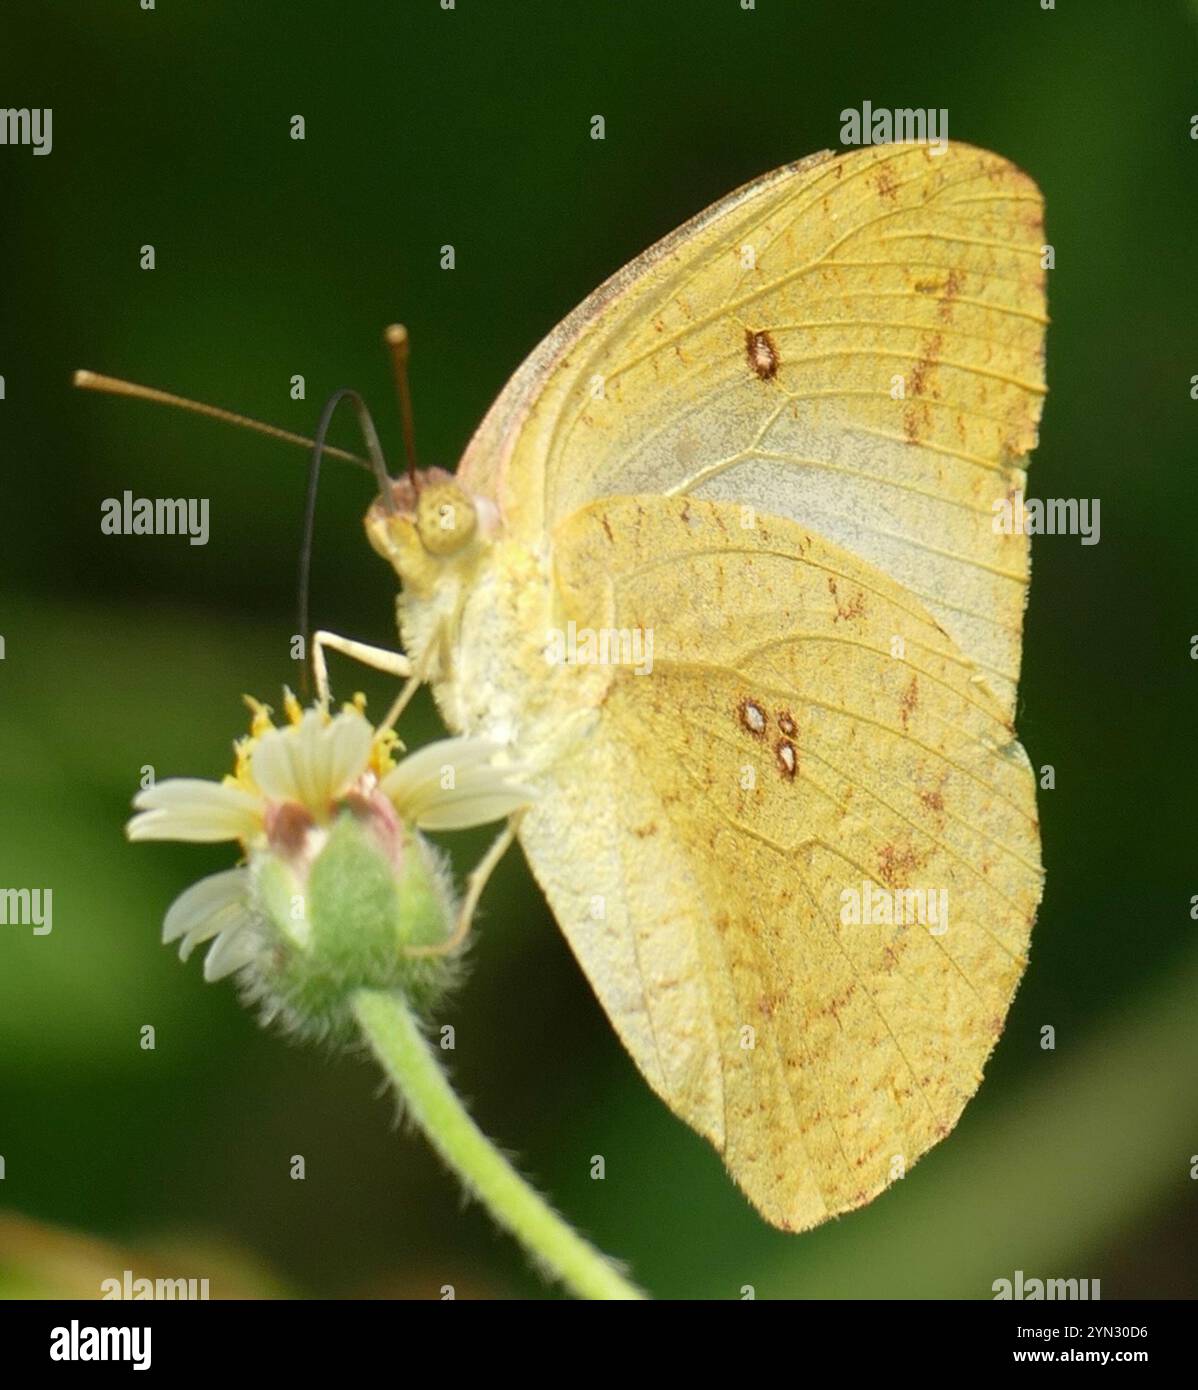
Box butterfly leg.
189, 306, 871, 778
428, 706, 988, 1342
378, 672, 422, 734
377, 620, 457, 733
311, 629, 413, 708
405, 811, 524, 958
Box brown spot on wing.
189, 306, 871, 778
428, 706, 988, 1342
817, 980, 859, 1023
828, 574, 866, 623
877, 842, 927, 889
745, 327, 780, 381
938, 268, 963, 321
902, 399, 932, 444
899, 675, 919, 731
738, 697, 768, 738
908, 332, 943, 399
874, 165, 899, 201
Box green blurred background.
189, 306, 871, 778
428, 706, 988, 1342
1, 0, 1196, 1299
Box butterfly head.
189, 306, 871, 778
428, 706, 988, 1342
365, 468, 493, 593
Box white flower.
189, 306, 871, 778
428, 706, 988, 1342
127, 692, 535, 984
128, 699, 379, 850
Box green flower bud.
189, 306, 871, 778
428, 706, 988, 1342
129, 692, 533, 1043
258, 812, 458, 1040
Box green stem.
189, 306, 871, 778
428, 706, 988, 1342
352, 987, 645, 1301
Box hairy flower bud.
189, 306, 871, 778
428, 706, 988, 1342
128, 691, 534, 1041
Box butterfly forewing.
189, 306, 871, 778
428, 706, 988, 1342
459, 142, 1046, 718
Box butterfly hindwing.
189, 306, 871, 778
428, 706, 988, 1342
517, 493, 1041, 1229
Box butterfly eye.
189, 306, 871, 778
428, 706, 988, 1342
416, 481, 477, 556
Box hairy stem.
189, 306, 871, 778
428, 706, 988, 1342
352, 987, 644, 1300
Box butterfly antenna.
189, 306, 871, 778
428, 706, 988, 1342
297, 388, 395, 696
71, 370, 374, 471
384, 324, 420, 487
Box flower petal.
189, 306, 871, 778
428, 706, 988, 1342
202, 923, 262, 982
250, 709, 374, 811
412, 787, 538, 832
127, 779, 261, 843
382, 737, 535, 830
326, 711, 376, 799
160, 867, 262, 964
249, 725, 304, 803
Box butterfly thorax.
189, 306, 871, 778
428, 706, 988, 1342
365, 473, 609, 765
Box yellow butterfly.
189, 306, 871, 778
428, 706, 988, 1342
86, 141, 1047, 1231
362, 141, 1047, 1230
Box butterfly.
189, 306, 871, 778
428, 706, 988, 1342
89, 140, 1047, 1231
358, 141, 1047, 1230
